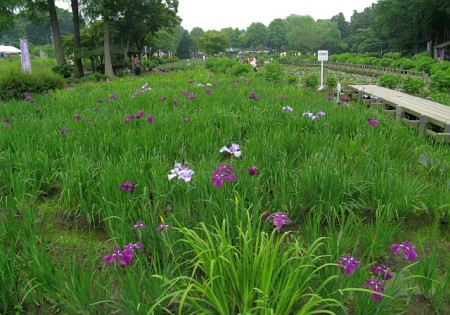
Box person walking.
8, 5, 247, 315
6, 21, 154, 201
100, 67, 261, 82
133, 55, 141, 75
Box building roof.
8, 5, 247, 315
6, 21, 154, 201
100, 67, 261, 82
435, 41, 450, 49
0, 45, 21, 53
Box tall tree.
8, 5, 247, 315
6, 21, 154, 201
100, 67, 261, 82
220, 27, 241, 49
197, 31, 229, 55
23, 0, 66, 65
71, 0, 84, 77
316, 19, 346, 53
84, 0, 179, 78
0, 0, 22, 33
286, 15, 321, 52
331, 12, 350, 40
246, 22, 268, 50
267, 18, 287, 51
177, 29, 194, 58
190, 27, 204, 57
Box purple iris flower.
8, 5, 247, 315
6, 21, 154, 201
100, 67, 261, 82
326, 95, 332, 101
131, 221, 147, 230
120, 180, 136, 193
168, 162, 195, 182
124, 242, 144, 252
74, 114, 82, 120
368, 117, 380, 126
60, 127, 68, 135
248, 166, 260, 176
160, 96, 167, 102
172, 99, 178, 104
219, 143, 241, 158
362, 278, 384, 301
136, 111, 145, 118
104, 248, 134, 266
125, 114, 136, 124
267, 211, 291, 229
4, 125, 10, 129
370, 263, 393, 280
337, 256, 361, 275
182, 118, 190, 124
156, 224, 172, 232
249, 92, 259, 100
210, 164, 236, 188
146, 115, 156, 123
205, 89, 212, 95
391, 241, 418, 262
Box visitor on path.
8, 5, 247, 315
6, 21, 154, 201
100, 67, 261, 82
250, 57, 257, 71
133, 55, 141, 75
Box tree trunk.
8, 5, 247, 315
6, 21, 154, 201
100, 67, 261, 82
71, 0, 84, 77
103, 17, 115, 78
47, 0, 65, 66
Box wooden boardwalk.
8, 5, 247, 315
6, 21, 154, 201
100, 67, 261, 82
346, 85, 450, 143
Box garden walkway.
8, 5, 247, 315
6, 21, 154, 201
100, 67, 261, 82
347, 85, 450, 143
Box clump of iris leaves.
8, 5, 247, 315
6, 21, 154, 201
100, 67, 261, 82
0, 64, 448, 315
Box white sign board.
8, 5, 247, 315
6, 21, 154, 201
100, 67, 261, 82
318, 50, 328, 61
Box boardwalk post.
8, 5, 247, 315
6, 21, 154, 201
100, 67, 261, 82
419, 115, 428, 133
396, 106, 404, 121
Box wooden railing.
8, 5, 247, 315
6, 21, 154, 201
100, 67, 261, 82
280, 60, 427, 80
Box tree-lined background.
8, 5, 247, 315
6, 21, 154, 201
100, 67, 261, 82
1, 0, 449, 77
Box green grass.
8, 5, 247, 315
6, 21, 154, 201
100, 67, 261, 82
0, 64, 449, 314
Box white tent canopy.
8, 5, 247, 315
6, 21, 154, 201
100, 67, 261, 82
0, 45, 21, 54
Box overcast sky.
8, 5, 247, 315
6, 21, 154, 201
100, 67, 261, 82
177, 0, 377, 31
56, 0, 377, 32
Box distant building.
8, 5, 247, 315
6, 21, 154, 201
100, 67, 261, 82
0, 45, 21, 58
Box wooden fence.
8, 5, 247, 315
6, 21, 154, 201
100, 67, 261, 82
280, 60, 427, 81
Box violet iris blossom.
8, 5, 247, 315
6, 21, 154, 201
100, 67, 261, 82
337, 256, 361, 275
362, 278, 384, 301
120, 180, 136, 193
219, 143, 241, 158
391, 241, 418, 261
267, 211, 291, 229
370, 263, 393, 280
248, 166, 260, 176
156, 224, 172, 232
131, 221, 147, 230
210, 164, 236, 188
168, 162, 195, 182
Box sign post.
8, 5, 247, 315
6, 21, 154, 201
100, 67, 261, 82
20, 38, 32, 74
317, 50, 328, 90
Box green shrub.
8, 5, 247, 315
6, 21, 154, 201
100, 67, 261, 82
227, 62, 251, 77
429, 61, 450, 75
205, 58, 236, 74
383, 52, 401, 60
0, 69, 64, 101
379, 58, 393, 67
302, 74, 319, 88
264, 63, 285, 81
115, 69, 127, 77
429, 69, 450, 93
81, 72, 108, 82
287, 74, 298, 85
413, 55, 434, 74
391, 58, 415, 70
378, 74, 401, 89
402, 77, 424, 95
52, 64, 74, 78
326, 76, 337, 89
